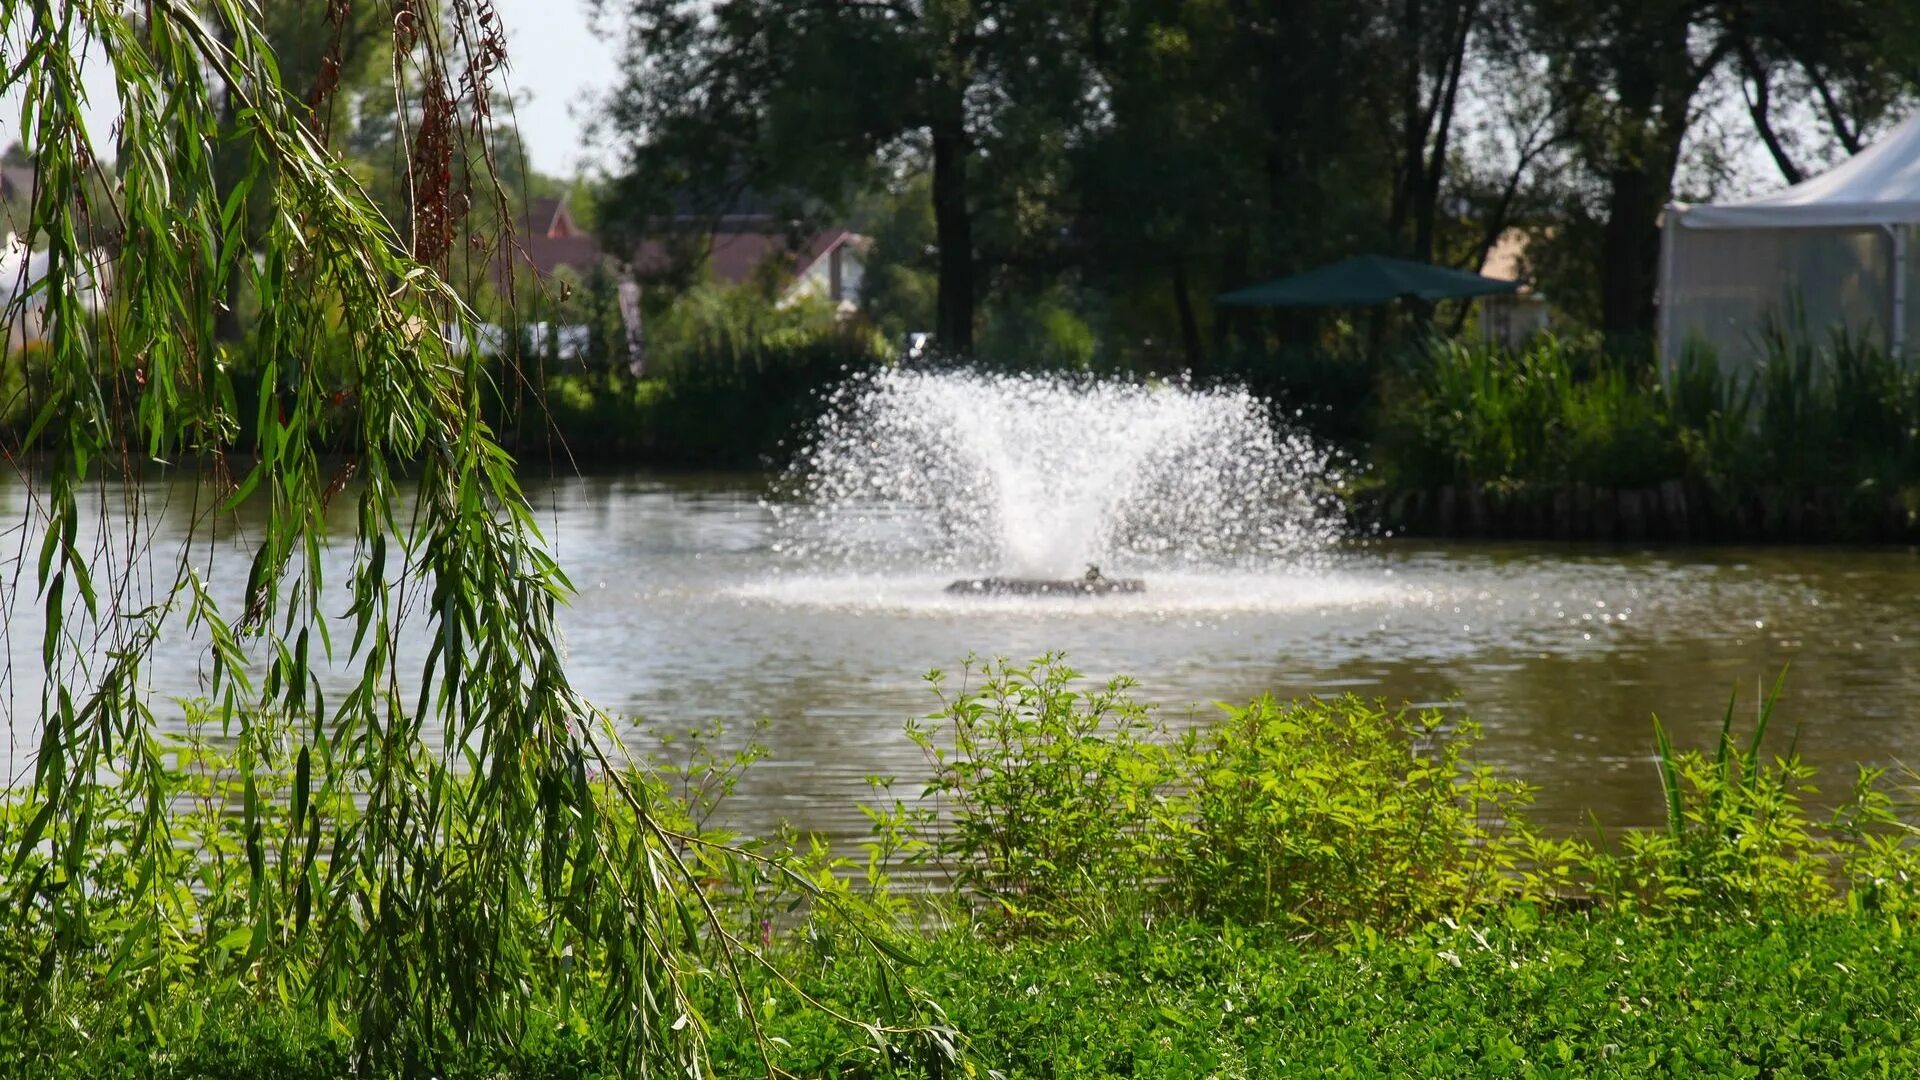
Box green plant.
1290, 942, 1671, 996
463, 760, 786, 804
1160, 696, 1532, 931
0, 3, 937, 1075
893, 658, 1535, 934
905, 656, 1173, 928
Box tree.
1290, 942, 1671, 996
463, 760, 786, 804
1720, 0, 1920, 184
1525, 0, 1731, 341
208, 0, 391, 339
594, 0, 1101, 353
1, 0, 930, 1073
1524, 0, 1920, 342
1388, 0, 1490, 268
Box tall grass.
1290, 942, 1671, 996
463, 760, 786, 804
1377, 332, 1920, 506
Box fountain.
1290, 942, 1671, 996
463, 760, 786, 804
770, 370, 1348, 598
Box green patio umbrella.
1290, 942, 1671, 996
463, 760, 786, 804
1217, 254, 1519, 307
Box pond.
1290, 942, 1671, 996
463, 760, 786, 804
5, 468, 1918, 846
534, 472, 1920, 840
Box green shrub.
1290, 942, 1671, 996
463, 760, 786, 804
1160, 696, 1531, 930
895, 657, 1532, 932
894, 658, 1920, 934
902, 656, 1173, 926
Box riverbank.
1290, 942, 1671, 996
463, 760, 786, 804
1361, 479, 1920, 542
1357, 335, 1920, 543
495, 331, 1920, 547
13, 659, 1920, 1077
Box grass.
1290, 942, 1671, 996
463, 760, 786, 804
721, 915, 1920, 1078
27, 915, 1920, 1077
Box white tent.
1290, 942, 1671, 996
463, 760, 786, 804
2, 232, 111, 347
1660, 114, 1920, 367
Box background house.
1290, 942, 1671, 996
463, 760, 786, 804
1478, 229, 1552, 349
502, 193, 869, 311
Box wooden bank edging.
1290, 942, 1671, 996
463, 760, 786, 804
1359, 480, 1920, 544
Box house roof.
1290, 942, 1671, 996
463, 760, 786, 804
516, 233, 606, 278
522, 195, 582, 239
634, 227, 865, 287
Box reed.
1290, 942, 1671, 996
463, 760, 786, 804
1377, 332, 1920, 512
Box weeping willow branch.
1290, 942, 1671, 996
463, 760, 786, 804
0, 0, 946, 1074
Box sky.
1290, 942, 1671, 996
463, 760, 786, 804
489, 0, 621, 176
0, 0, 618, 179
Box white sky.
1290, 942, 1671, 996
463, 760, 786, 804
489, 0, 620, 176
0, 0, 617, 179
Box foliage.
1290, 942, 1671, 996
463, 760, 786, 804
507, 320, 895, 466
0, 714, 946, 1077
899, 658, 1173, 926
1375, 332, 1920, 504
592, 0, 1920, 361
32, 912, 1920, 1078
1160, 696, 1531, 930
0, 1, 932, 1075
762, 914, 1920, 1078
1535, 676, 1836, 918
892, 657, 1920, 934
894, 657, 1532, 932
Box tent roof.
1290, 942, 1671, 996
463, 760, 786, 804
1675, 113, 1920, 230
1217, 254, 1518, 307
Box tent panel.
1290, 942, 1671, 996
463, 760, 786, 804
1664, 225, 1892, 369
1679, 202, 1920, 230
1675, 113, 1920, 231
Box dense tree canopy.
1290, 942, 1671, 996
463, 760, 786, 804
593, 0, 1920, 361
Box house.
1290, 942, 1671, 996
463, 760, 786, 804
496, 194, 615, 287
480, 193, 867, 372
633, 221, 870, 312
774, 229, 868, 314
1478, 228, 1551, 349
500, 193, 869, 312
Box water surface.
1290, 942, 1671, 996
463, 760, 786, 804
542, 472, 1919, 840
6, 470, 1917, 845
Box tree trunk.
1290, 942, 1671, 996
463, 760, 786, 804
1172, 259, 1204, 374
1596, 28, 1717, 345
1738, 43, 1803, 184
931, 110, 974, 354
1599, 165, 1661, 339
1414, 1, 1473, 265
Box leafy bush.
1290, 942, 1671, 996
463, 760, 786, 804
1160, 696, 1531, 930
895, 657, 1531, 932
895, 658, 1920, 934
900, 657, 1172, 926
